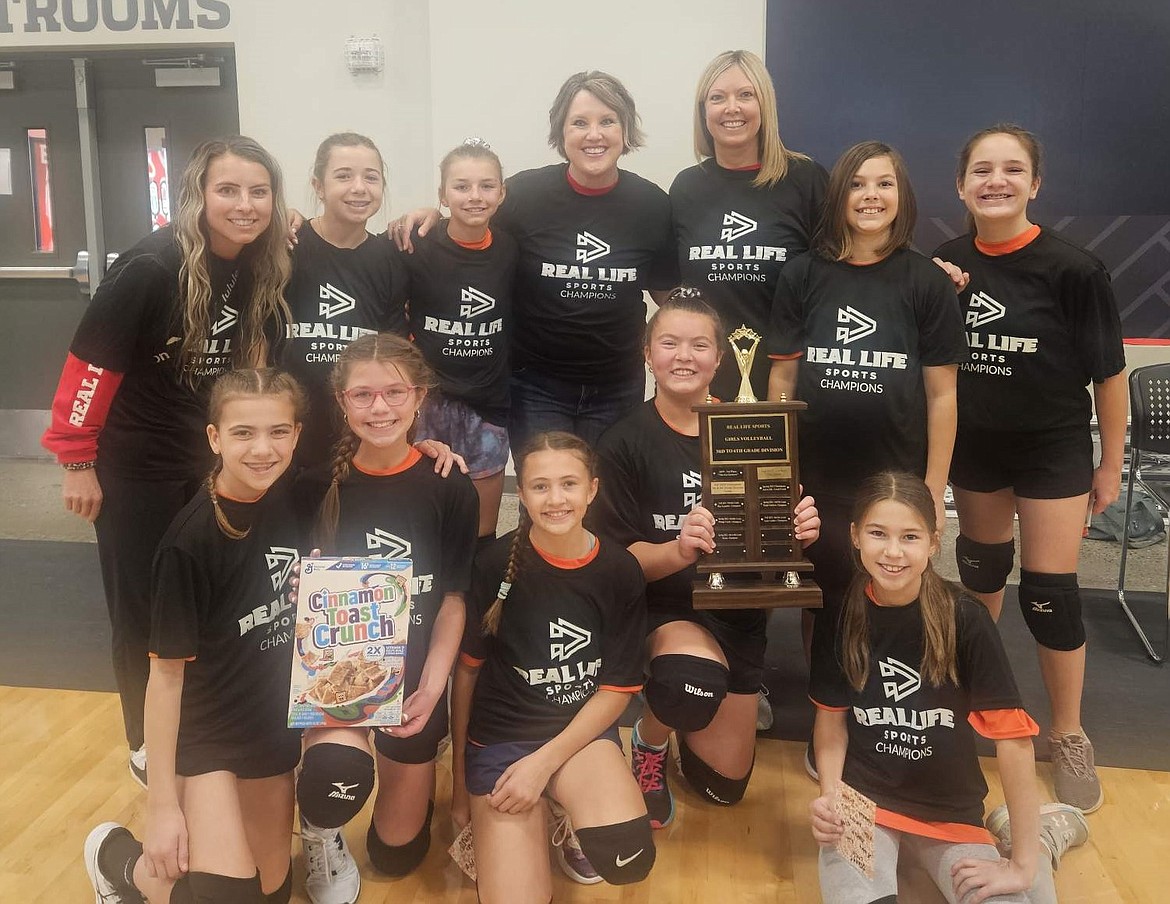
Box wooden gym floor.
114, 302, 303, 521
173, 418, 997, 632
1, 686, 1167, 903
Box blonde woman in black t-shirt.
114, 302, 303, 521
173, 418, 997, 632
84, 368, 307, 904
453, 432, 653, 900
810, 472, 1086, 904
42, 136, 293, 786
934, 126, 1127, 815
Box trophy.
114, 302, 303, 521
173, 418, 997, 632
691, 326, 822, 609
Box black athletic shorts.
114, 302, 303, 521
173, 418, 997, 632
950, 426, 1093, 499
372, 687, 449, 764
177, 726, 302, 780
647, 606, 765, 694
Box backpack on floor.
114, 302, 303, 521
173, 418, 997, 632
1087, 486, 1166, 548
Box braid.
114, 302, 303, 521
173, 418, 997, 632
207, 465, 249, 540
312, 430, 360, 554
482, 508, 531, 636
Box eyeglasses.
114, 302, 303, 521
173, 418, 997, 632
342, 385, 418, 408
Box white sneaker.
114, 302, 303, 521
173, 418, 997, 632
84, 822, 142, 904
128, 746, 147, 790
302, 819, 361, 904
755, 687, 773, 732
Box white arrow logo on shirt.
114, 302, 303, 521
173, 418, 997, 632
319, 283, 357, 319
365, 528, 412, 558
211, 304, 238, 335
879, 657, 922, 702
682, 470, 703, 489
460, 286, 496, 318
720, 210, 758, 242
576, 231, 611, 263
266, 547, 299, 591
549, 618, 592, 661
966, 290, 1006, 328
835, 306, 877, 344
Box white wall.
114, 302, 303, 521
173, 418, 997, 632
1, 0, 767, 221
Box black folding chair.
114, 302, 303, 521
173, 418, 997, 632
1116, 363, 1170, 662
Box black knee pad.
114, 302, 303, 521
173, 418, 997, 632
297, 743, 375, 829
575, 815, 655, 885
366, 799, 434, 876
170, 872, 263, 904
644, 654, 729, 733
676, 734, 752, 806
264, 864, 292, 904
956, 535, 1015, 593
1018, 570, 1084, 651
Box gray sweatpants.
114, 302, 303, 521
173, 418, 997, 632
819, 825, 1057, 904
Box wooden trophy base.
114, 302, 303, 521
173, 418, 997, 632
692, 574, 823, 611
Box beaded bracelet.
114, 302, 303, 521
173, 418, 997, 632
63, 460, 96, 471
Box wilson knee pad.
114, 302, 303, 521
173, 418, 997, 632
676, 734, 753, 806
956, 535, 1015, 593
296, 743, 375, 828
170, 872, 264, 904
264, 865, 292, 904
644, 654, 729, 732
575, 816, 655, 885
1018, 570, 1084, 651
366, 800, 434, 876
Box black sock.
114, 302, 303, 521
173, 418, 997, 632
98, 828, 143, 898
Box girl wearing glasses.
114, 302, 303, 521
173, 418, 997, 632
291, 333, 479, 902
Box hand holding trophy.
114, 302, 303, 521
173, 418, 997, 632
692, 325, 821, 609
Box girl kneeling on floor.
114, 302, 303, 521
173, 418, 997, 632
810, 471, 1087, 904
85, 368, 307, 904
452, 431, 654, 903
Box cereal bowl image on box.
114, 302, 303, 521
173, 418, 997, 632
288, 557, 412, 728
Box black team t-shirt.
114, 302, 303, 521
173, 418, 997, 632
401, 222, 518, 422
70, 225, 252, 480
768, 248, 968, 502
810, 593, 1025, 828
282, 222, 409, 467
294, 449, 479, 696
494, 164, 677, 385
932, 229, 1125, 434
461, 532, 646, 745
150, 480, 301, 774
671, 157, 828, 401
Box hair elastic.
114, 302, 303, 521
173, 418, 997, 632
497, 581, 512, 600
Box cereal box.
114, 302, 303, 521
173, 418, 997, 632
288, 557, 411, 728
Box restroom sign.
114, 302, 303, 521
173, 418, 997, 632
0, 0, 231, 34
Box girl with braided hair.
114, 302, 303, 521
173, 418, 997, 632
291, 332, 478, 902
85, 368, 307, 904
451, 432, 653, 901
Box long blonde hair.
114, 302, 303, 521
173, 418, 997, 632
692, 50, 808, 188
205, 367, 307, 539
174, 136, 292, 383
481, 432, 597, 636
840, 471, 958, 691
311, 333, 436, 553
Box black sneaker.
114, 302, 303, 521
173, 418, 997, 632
84, 822, 144, 904
631, 722, 674, 829
128, 745, 147, 790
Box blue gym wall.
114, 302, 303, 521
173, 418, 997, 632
765, 0, 1170, 336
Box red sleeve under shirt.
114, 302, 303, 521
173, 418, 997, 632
40, 352, 124, 463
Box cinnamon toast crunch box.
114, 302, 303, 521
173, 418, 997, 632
288, 557, 411, 728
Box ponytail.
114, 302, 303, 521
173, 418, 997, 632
312, 430, 360, 554
482, 508, 530, 636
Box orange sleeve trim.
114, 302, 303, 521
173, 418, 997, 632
968, 708, 1039, 740
599, 683, 643, 694
147, 652, 196, 662
459, 652, 485, 669
975, 224, 1041, 256
353, 445, 423, 477
767, 351, 804, 361
809, 694, 849, 713
876, 808, 995, 845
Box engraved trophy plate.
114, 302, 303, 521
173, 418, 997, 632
692, 326, 822, 610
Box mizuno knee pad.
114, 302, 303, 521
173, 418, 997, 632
1018, 570, 1084, 651
170, 872, 264, 904
575, 815, 655, 885
644, 654, 729, 733
296, 742, 375, 829
676, 734, 753, 806
956, 535, 1015, 593
366, 800, 434, 877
